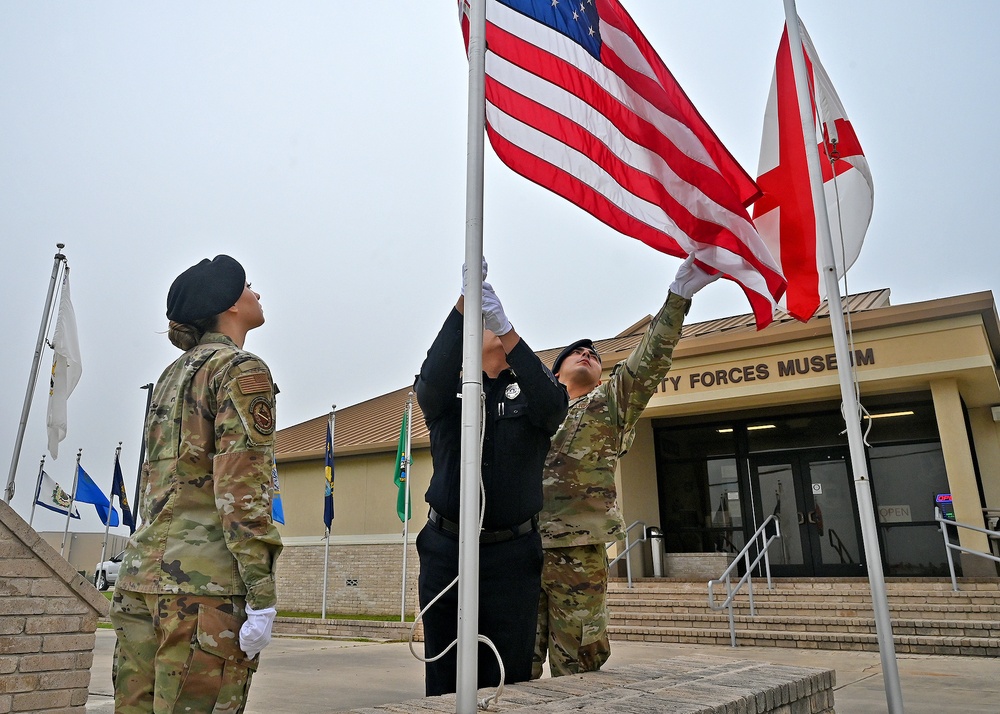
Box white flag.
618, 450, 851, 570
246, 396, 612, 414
752, 18, 873, 322
46, 270, 82, 459
34, 470, 80, 518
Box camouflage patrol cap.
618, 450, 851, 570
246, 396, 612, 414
552, 338, 599, 375
166, 255, 246, 323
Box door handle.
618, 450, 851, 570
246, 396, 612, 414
797, 511, 805, 525
808, 509, 824, 535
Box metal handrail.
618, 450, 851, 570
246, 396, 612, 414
936, 507, 1000, 590
608, 520, 647, 588
707, 514, 782, 647
827, 528, 856, 564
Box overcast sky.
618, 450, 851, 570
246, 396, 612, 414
3, 1, 999, 534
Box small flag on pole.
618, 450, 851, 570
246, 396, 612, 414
46, 269, 82, 459
458, 0, 786, 327
34, 471, 80, 519
753, 17, 873, 322
271, 455, 285, 525
110, 452, 136, 533
393, 406, 411, 523
323, 416, 334, 530
75, 464, 118, 527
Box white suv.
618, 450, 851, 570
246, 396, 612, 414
94, 550, 126, 591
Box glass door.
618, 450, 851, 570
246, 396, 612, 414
750, 448, 866, 576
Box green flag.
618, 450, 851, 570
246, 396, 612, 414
393, 407, 411, 522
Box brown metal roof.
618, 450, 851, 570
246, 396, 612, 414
275, 289, 895, 462
276, 387, 429, 462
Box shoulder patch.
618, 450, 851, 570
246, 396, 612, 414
249, 397, 275, 435
238, 372, 272, 395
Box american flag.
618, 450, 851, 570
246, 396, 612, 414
460, 0, 785, 327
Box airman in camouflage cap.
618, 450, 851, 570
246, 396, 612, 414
533, 256, 720, 679
111, 256, 282, 713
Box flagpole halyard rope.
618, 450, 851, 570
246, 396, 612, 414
407, 387, 506, 710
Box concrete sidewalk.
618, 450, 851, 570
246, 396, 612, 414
85, 629, 1000, 713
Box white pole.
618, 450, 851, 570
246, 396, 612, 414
5, 245, 66, 503
99, 443, 122, 572
321, 408, 335, 619
781, 4, 903, 711
458, 0, 487, 709
28, 455, 45, 528
61, 450, 82, 558
401, 394, 414, 623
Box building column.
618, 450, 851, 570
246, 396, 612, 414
930, 379, 994, 576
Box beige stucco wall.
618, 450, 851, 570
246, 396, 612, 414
642, 316, 999, 420
36, 532, 130, 579
276, 450, 433, 539
968, 405, 1000, 514
617, 419, 660, 577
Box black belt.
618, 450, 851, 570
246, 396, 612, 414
427, 507, 537, 544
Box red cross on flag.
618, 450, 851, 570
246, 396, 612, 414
753, 17, 873, 322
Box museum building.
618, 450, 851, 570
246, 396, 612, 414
272, 288, 1000, 614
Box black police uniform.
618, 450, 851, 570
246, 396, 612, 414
414, 307, 568, 696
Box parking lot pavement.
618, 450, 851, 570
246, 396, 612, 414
87, 628, 1000, 713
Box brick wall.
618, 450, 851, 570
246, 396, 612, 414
275, 541, 419, 616
0, 500, 109, 714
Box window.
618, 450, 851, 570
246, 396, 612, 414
870, 442, 951, 576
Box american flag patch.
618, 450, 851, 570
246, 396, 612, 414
237, 372, 271, 395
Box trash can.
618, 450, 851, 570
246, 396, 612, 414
646, 526, 665, 577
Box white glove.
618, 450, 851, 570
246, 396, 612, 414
482, 282, 512, 336
240, 605, 277, 659
461, 257, 489, 296
669, 254, 722, 299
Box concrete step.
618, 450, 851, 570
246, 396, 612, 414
607, 597, 1000, 620
604, 576, 1000, 656
608, 624, 1000, 657
609, 576, 1000, 593
610, 611, 1000, 638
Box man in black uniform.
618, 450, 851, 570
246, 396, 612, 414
414, 263, 568, 696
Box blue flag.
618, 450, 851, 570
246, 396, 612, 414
271, 455, 285, 525
75, 464, 119, 527
323, 419, 334, 530
110, 454, 136, 533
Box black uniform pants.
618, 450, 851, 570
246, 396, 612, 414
416, 520, 542, 696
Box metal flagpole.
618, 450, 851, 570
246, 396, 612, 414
781, 3, 903, 711
133, 383, 154, 527
60, 450, 82, 558
28, 455, 46, 528
401, 393, 414, 623
458, 0, 487, 708
321, 407, 335, 620
5, 245, 67, 503
99, 443, 122, 574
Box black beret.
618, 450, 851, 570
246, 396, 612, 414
552, 338, 599, 375
166, 255, 246, 323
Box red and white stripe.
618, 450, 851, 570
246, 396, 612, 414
460, 0, 786, 328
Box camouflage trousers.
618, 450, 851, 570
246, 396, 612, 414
110, 590, 258, 714
531, 544, 611, 678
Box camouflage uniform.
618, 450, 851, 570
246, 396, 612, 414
112, 332, 282, 713
533, 292, 688, 678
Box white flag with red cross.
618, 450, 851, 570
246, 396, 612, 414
753, 17, 873, 322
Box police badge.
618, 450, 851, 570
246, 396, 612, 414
505, 383, 521, 400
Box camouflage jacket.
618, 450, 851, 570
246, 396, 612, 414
117, 332, 283, 609
539, 292, 688, 549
